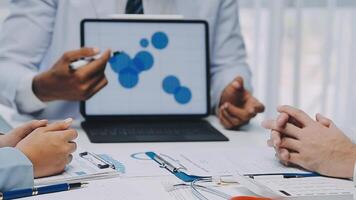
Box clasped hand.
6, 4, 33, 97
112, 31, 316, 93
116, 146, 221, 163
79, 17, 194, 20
262, 105, 356, 178
0, 119, 78, 178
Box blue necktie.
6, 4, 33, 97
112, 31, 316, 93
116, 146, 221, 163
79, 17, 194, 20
125, 0, 144, 14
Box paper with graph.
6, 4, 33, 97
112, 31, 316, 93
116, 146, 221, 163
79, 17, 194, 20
35, 150, 123, 186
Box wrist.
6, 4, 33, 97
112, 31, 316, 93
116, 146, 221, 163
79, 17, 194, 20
345, 145, 356, 178
33, 73, 51, 102
16, 145, 35, 168
0, 135, 5, 147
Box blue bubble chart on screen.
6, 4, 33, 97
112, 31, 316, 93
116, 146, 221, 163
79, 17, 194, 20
133, 51, 154, 71
162, 76, 181, 94
152, 32, 169, 50
162, 75, 192, 104
140, 38, 149, 48
119, 68, 139, 89
174, 86, 192, 104
109, 52, 131, 73
109, 31, 170, 89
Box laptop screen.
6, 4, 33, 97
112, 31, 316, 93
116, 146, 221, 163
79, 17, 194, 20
81, 19, 209, 117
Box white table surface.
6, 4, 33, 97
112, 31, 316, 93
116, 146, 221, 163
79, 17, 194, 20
2, 104, 350, 200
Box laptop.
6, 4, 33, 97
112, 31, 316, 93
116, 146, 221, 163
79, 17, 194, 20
80, 19, 228, 143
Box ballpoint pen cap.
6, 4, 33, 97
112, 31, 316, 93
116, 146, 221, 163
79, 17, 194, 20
69, 182, 89, 189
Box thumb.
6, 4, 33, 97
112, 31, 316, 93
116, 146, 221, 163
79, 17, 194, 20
13, 120, 48, 138
230, 76, 244, 91
315, 113, 332, 128
43, 118, 73, 132
223, 76, 245, 100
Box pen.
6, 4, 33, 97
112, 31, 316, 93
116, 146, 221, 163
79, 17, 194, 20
246, 173, 319, 179
282, 173, 320, 178
146, 152, 178, 173
69, 54, 102, 70
0, 182, 88, 200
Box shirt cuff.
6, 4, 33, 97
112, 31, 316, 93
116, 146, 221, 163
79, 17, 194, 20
0, 147, 34, 191
15, 74, 47, 114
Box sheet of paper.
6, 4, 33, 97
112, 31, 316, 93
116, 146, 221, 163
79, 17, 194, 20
254, 176, 355, 199
35, 151, 121, 186
183, 147, 309, 175
111, 146, 309, 178
28, 178, 176, 200
161, 179, 255, 200
107, 151, 172, 178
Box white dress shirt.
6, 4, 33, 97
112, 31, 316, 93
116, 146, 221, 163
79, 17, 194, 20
0, 0, 251, 120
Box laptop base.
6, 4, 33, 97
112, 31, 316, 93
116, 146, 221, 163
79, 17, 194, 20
81, 120, 229, 143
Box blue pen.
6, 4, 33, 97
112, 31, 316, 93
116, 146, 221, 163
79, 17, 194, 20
0, 182, 88, 200
145, 151, 210, 182
246, 172, 320, 179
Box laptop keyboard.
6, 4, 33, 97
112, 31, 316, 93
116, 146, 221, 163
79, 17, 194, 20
82, 120, 229, 143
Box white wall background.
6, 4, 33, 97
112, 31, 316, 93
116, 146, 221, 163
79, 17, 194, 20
0, 0, 355, 129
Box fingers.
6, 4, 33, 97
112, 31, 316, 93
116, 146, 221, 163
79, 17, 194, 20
76, 73, 107, 99
51, 129, 78, 142
277, 148, 290, 165
315, 113, 332, 128
275, 148, 303, 168
280, 137, 301, 152
277, 105, 314, 126
76, 49, 111, 81
222, 77, 245, 105
262, 120, 301, 139
254, 101, 265, 113
43, 118, 73, 132
85, 76, 108, 99
221, 109, 249, 128
222, 108, 242, 127
62, 47, 100, 62
276, 113, 289, 128
225, 102, 254, 122
246, 96, 265, 113
269, 130, 281, 147
218, 108, 234, 129
60, 129, 78, 142
289, 153, 302, 166
67, 154, 73, 164
29, 119, 49, 130
14, 119, 48, 137
230, 76, 244, 91
68, 142, 77, 153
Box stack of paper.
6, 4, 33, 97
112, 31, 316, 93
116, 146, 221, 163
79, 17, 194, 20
35, 151, 122, 186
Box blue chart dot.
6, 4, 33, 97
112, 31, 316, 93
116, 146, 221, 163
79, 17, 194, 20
128, 60, 140, 73
109, 52, 131, 73
140, 38, 149, 48
152, 32, 169, 50
174, 87, 192, 104
119, 68, 139, 88
162, 76, 181, 94
133, 51, 154, 71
